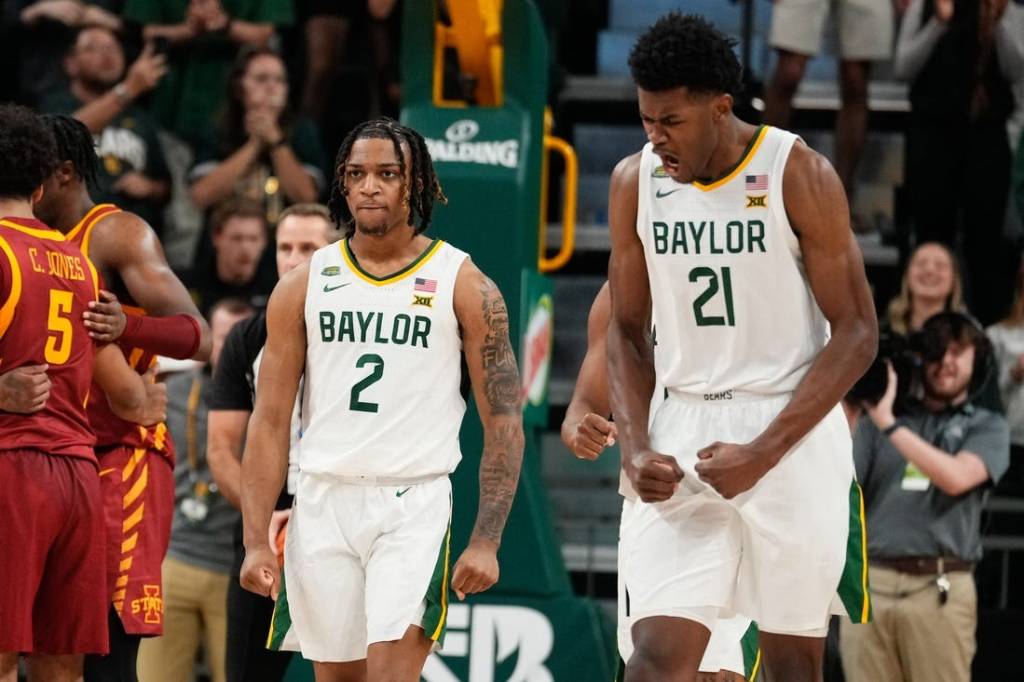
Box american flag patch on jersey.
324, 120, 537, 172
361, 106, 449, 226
745, 174, 768, 191
414, 278, 437, 293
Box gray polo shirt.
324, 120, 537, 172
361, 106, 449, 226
853, 403, 1010, 562
166, 369, 241, 574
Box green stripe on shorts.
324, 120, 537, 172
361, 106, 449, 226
266, 563, 293, 651
741, 621, 761, 680
836, 479, 872, 623
420, 515, 452, 646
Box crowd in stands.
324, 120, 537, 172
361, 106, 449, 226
4, 0, 400, 280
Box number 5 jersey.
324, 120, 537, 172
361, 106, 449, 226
301, 238, 469, 480
637, 125, 830, 397
0, 217, 99, 460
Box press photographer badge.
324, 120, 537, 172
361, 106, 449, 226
902, 462, 931, 491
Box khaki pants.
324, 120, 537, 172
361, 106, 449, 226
840, 564, 976, 682
137, 556, 230, 682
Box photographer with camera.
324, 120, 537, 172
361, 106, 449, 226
840, 312, 1009, 682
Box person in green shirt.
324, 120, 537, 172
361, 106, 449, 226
121, 0, 293, 146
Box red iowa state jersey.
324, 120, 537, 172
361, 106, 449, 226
66, 204, 172, 457
0, 217, 100, 460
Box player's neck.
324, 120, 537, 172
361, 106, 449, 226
0, 198, 35, 221
52, 189, 96, 234
700, 117, 760, 182
348, 225, 430, 269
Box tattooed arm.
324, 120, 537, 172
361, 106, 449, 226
450, 259, 525, 599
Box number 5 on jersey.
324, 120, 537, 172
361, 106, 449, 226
45, 289, 74, 364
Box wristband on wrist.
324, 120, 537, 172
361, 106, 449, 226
113, 83, 131, 104
882, 422, 902, 437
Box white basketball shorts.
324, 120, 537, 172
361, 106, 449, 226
268, 472, 452, 662
622, 392, 855, 636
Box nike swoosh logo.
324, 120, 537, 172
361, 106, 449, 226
656, 188, 682, 198
323, 283, 350, 293
396, 487, 412, 497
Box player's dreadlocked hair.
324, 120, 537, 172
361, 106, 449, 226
42, 114, 100, 189
0, 104, 58, 200
628, 12, 742, 96
327, 118, 447, 238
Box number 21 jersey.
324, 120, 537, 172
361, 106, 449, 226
301, 238, 468, 480
637, 126, 829, 396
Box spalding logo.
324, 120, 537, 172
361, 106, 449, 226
445, 119, 480, 143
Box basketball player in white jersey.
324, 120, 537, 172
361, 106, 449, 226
238, 119, 525, 682
562, 283, 760, 682
608, 14, 877, 682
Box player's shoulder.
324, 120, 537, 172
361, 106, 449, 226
93, 207, 155, 238
453, 254, 487, 291
89, 208, 162, 262
782, 137, 836, 186
611, 151, 643, 185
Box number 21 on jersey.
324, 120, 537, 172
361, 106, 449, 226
690, 266, 735, 327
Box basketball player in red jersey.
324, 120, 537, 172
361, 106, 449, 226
0, 104, 167, 682
31, 114, 212, 682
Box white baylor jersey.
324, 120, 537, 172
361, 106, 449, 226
300, 238, 469, 480
638, 125, 829, 396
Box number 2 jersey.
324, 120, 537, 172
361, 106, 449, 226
301, 238, 469, 480
637, 125, 829, 397
0, 217, 99, 460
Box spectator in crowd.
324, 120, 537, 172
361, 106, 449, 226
190, 45, 324, 223
896, 0, 1024, 325
9, 0, 122, 104
886, 241, 967, 336
40, 27, 171, 233
185, 198, 275, 317
763, 0, 893, 228
295, 0, 401, 154
841, 312, 1010, 682
207, 203, 336, 682
986, 260, 1024, 493
136, 297, 253, 682
121, 0, 293, 146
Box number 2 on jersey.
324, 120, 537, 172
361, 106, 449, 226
350, 353, 384, 413
45, 289, 74, 364
689, 266, 735, 327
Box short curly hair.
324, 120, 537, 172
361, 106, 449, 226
0, 104, 58, 200
628, 12, 743, 96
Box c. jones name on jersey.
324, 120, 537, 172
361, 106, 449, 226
318, 309, 432, 348
651, 220, 767, 256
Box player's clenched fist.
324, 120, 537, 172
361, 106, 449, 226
450, 538, 499, 600
626, 450, 684, 502
695, 441, 772, 499
568, 413, 617, 460
240, 545, 281, 600
0, 364, 51, 413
